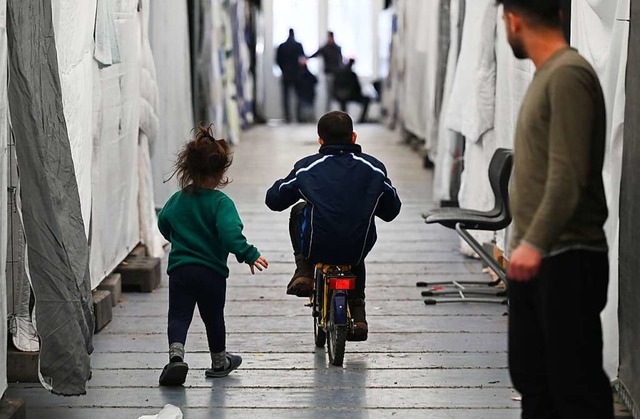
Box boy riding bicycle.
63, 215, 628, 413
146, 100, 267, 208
265, 111, 401, 340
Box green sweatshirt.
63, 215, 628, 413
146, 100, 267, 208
510, 48, 608, 255
158, 189, 260, 277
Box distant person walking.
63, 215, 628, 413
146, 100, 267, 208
309, 31, 343, 111
499, 0, 613, 418
276, 29, 305, 122
333, 59, 371, 123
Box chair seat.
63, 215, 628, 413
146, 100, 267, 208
425, 209, 511, 231
422, 207, 500, 220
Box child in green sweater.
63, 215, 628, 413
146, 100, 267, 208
157, 126, 268, 386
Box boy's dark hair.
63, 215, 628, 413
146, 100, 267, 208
497, 0, 562, 28
317, 111, 353, 145
171, 125, 232, 192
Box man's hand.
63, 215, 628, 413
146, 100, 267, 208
250, 257, 269, 275
508, 243, 543, 282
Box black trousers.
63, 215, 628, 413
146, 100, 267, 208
508, 250, 613, 419
339, 95, 370, 123
281, 79, 300, 122
168, 264, 227, 353
289, 202, 366, 299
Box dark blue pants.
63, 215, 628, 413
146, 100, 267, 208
168, 264, 227, 353
289, 202, 366, 299
508, 250, 613, 419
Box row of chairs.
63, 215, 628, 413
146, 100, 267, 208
419, 148, 513, 305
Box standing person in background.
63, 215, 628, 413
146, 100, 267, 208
276, 29, 305, 123
499, 0, 613, 418
309, 31, 343, 111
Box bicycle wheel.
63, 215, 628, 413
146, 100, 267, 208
314, 314, 326, 348
327, 293, 348, 366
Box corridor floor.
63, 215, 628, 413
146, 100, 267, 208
7, 124, 518, 418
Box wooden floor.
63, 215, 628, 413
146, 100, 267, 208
7, 124, 519, 418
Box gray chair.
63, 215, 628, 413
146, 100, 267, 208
419, 148, 513, 305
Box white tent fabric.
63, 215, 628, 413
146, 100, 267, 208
138, 0, 166, 258
0, 0, 8, 398
149, 0, 194, 207
433, 0, 463, 202
90, 2, 141, 288
444, 0, 498, 254
51, 0, 97, 237
571, 0, 630, 380
399, 0, 439, 145
445, 0, 497, 144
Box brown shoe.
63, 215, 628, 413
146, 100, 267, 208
286, 255, 315, 297
348, 299, 368, 341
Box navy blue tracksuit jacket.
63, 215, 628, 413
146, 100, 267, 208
266, 143, 402, 265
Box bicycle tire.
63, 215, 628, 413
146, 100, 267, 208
314, 315, 326, 348
327, 293, 348, 366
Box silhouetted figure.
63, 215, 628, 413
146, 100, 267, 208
277, 29, 305, 122
333, 59, 370, 123
295, 58, 318, 122
309, 31, 343, 111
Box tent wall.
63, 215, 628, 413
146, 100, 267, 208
0, 0, 7, 399
149, 0, 195, 206
571, 0, 630, 380
619, 0, 640, 415
89, 1, 141, 288
7, 0, 94, 395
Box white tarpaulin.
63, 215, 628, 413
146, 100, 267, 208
138, 0, 166, 258
444, 0, 498, 254
0, 0, 8, 398
90, 1, 141, 288
51, 0, 97, 237
445, 0, 496, 144
400, 0, 439, 146
149, 0, 194, 207
571, 0, 630, 380
433, 0, 463, 202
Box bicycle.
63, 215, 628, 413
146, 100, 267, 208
309, 263, 357, 366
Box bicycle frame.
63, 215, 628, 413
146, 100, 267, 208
312, 263, 357, 366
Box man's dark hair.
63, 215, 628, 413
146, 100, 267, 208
497, 0, 562, 28
317, 111, 353, 145
328, 31, 334, 38
288, 28, 294, 37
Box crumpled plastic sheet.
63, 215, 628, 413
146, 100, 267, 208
7, 0, 94, 396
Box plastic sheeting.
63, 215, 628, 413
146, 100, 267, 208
149, 0, 195, 207
51, 0, 96, 238
187, 0, 214, 125
0, 0, 7, 398
90, 1, 141, 287
432, 0, 464, 202
619, 1, 640, 413
7, 0, 94, 395
444, 0, 497, 254
398, 0, 439, 146
571, 0, 630, 380
138, 0, 166, 258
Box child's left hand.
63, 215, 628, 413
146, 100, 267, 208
250, 256, 269, 274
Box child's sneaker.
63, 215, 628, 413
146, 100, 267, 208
159, 359, 189, 386
348, 298, 368, 341
205, 354, 243, 378
286, 254, 314, 297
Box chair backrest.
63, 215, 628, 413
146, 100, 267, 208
487, 148, 514, 229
